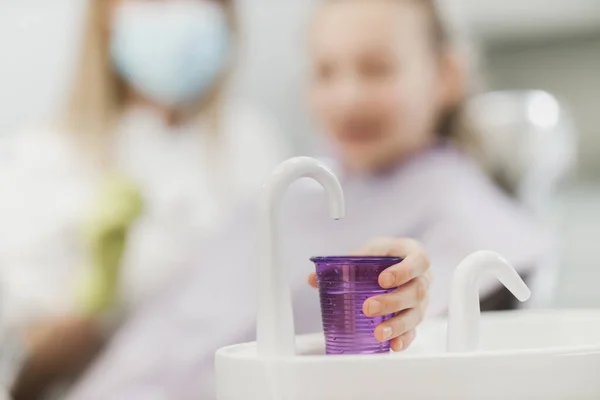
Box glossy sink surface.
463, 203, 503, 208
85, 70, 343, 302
217, 310, 600, 399
220, 310, 600, 358
406, 309, 600, 355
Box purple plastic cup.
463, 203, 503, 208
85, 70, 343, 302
311, 256, 403, 355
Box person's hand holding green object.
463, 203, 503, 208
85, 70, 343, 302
76, 174, 143, 317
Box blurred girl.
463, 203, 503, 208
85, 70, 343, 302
307, 0, 548, 313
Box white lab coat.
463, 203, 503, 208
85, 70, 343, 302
0, 101, 290, 334
65, 146, 550, 400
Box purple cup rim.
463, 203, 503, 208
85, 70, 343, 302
310, 256, 403, 264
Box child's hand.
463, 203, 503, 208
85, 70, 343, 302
308, 238, 431, 352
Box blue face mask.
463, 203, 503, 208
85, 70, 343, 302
110, 1, 230, 107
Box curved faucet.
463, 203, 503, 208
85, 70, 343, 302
446, 251, 531, 353
257, 157, 346, 357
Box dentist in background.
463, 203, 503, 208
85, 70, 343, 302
0, 0, 289, 397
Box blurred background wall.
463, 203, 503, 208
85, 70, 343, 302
0, 0, 85, 135
1, 0, 600, 171
487, 39, 600, 180
1, 0, 600, 306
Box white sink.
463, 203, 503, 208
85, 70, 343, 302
408, 309, 600, 355
217, 310, 600, 400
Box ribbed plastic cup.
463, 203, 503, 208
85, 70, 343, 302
311, 256, 403, 355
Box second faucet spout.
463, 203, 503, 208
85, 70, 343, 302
446, 251, 531, 353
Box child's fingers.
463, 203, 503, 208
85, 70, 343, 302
391, 329, 417, 352
308, 272, 318, 288
364, 276, 429, 317
373, 306, 423, 343
379, 253, 430, 289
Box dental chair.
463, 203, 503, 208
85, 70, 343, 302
466, 90, 578, 308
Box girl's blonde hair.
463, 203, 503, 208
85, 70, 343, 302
415, 0, 483, 160
64, 0, 236, 166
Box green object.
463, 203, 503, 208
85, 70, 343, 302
77, 174, 143, 316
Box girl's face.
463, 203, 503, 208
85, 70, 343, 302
310, 0, 460, 173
